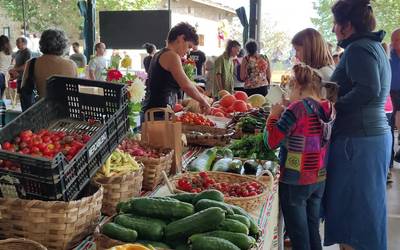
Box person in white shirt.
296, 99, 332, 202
0, 35, 12, 98
88, 42, 107, 81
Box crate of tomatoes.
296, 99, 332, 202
0, 76, 129, 201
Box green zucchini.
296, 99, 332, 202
123, 197, 194, 219
193, 189, 224, 204
168, 193, 197, 204
195, 199, 234, 215
114, 214, 166, 241
217, 219, 249, 234
216, 147, 234, 159
101, 222, 137, 242
187, 148, 217, 172
243, 160, 258, 175
136, 240, 171, 249
190, 231, 257, 250
227, 215, 251, 229
212, 158, 233, 172
230, 205, 261, 239
228, 159, 243, 174
165, 207, 225, 241
190, 236, 240, 250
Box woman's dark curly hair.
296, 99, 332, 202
39, 29, 68, 56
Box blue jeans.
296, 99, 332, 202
280, 181, 325, 250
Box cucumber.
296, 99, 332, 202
216, 147, 234, 159
165, 207, 225, 241
230, 205, 261, 239
217, 219, 249, 234
195, 199, 234, 215
193, 189, 224, 204
227, 215, 251, 229
136, 240, 171, 249
190, 236, 240, 250
124, 197, 194, 219
101, 222, 137, 242
168, 193, 197, 204
212, 158, 233, 172
116, 201, 132, 213
114, 214, 166, 241
190, 231, 257, 250
187, 148, 217, 172
151, 196, 178, 201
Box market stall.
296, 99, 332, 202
0, 75, 280, 250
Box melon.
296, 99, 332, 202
234, 91, 248, 102
232, 100, 248, 113
248, 94, 266, 108
220, 94, 236, 108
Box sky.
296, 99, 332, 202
215, 0, 317, 36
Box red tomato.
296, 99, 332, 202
220, 95, 236, 108
234, 91, 248, 102
1, 142, 12, 150
232, 100, 248, 113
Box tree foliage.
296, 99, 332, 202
312, 0, 400, 44
260, 17, 291, 61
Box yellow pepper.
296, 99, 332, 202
108, 243, 153, 250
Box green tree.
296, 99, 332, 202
0, 0, 160, 40
312, 0, 400, 44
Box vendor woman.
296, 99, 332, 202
142, 22, 210, 116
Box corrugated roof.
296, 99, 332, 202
191, 0, 236, 14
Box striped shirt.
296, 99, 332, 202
266, 98, 331, 185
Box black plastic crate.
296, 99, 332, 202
0, 76, 129, 201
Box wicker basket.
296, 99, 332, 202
0, 238, 47, 250
136, 149, 174, 191
0, 183, 103, 250
170, 172, 271, 212
185, 130, 235, 147
94, 167, 144, 216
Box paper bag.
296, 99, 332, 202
141, 108, 183, 174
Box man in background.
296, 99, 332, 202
188, 45, 206, 76
70, 42, 87, 68
9, 37, 31, 93
88, 42, 107, 81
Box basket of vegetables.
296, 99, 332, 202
118, 139, 174, 191
95, 194, 261, 250
227, 109, 269, 139
94, 149, 143, 216
170, 171, 270, 212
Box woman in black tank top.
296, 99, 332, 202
142, 22, 210, 116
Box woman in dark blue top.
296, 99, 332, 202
324, 1, 392, 250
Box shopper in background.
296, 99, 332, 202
0, 36, 12, 98
20, 29, 77, 111
143, 43, 156, 74
324, 1, 392, 249
213, 39, 241, 97
88, 42, 107, 81
69, 42, 87, 68
292, 28, 335, 82
266, 64, 333, 250
390, 28, 400, 159
240, 40, 271, 96
233, 49, 245, 92
9, 37, 31, 93
188, 44, 206, 76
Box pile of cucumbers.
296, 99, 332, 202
101, 190, 261, 250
